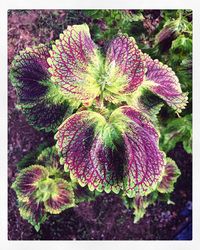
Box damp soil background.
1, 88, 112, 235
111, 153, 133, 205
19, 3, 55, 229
8, 10, 192, 240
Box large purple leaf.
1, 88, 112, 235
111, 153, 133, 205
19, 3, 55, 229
120, 106, 164, 196
20, 99, 70, 132
56, 107, 164, 197
10, 44, 50, 104
56, 111, 123, 192
10, 44, 72, 131
105, 35, 145, 95
48, 24, 101, 102
143, 54, 188, 112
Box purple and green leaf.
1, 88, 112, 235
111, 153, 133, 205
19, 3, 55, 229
120, 106, 164, 197
143, 54, 188, 113
44, 178, 75, 214
37, 146, 63, 171
48, 24, 101, 102
157, 158, 181, 193
122, 191, 158, 223
12, 165, 49, 201
56, 106, 164, 197
105, 35, 145, 95
9, 44, 74, 132
12, 164, 75, 230
18, 199, 47, 232
132, 195, 150, 223
19, 99, 71, 132
10, 44, 50, 105
126, 86, 164, 120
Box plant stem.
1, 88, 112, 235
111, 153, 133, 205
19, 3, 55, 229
100, 82, 105, 108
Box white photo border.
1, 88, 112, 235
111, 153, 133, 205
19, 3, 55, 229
1, 1, 199, 249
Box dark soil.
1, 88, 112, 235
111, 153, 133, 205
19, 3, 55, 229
8, 10, 192, 240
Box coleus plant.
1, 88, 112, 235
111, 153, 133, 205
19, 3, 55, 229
10, 24, 187, 231
11, 146, 76, 231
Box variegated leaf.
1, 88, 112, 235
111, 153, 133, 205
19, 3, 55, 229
10, 44, 50, 105
12, 165, 48, 201
56, 106, 164, 197
105, 35, 145, 97
10, 44, 72, 131
157, 158, 181, 193
18, 199, 47, 232
143, 54, 188, 113
44, 179, 75, 214
48, 24, 101, 102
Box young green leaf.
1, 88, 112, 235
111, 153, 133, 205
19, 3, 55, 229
171, 35, 192, 53
160, 114, 192, 154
